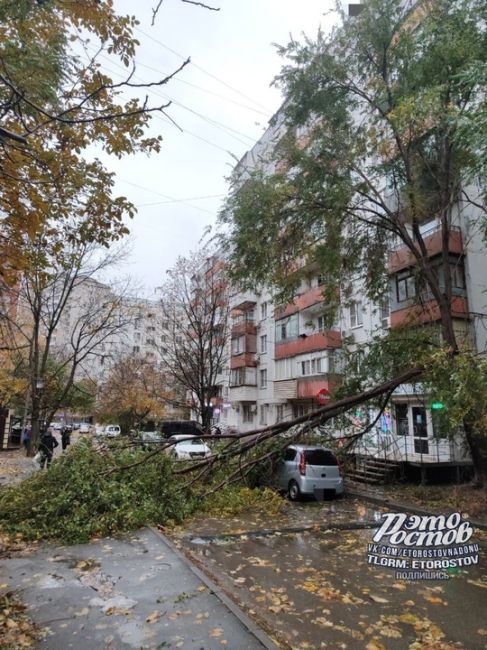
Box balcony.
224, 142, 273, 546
275, 286, 324, 319
297, 375, 339, 399
275, 331, 342, 360
274, 379, 297, 399
230, 386, 258, 402
230, 290, 257, 311
388, 225, 463, 274
230, 352, 257, 369
231, 319, 257, 337
390, 296, 469, 328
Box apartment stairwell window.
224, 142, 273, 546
350, 301, 363, 328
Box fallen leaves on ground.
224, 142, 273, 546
0, 592, 43, 648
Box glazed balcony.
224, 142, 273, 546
388, 225, 463, 274
275, 331, 342, 360
390, 296, 469, 328
230, 367, 257, 388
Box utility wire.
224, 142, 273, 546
90, 47, 256, 149
118, 178, 217, 215
132, 55, 271, 119
135, 26, 272, 115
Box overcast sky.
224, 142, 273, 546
103, 0, 336, 294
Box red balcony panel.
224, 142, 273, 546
297, 377, 338, 400
390, 296, 469, 328
231, 321, 257, 337
388, 228, 463, 274
275, 331, 342, 359
230, 353, 257, 369
275, 286, 324, 319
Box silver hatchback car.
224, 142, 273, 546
273, 444, 344, 501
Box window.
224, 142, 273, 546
284, 447, 297, 461
350, 302, 363, 328
293, 404, 308, 419
146, 339, 155, 345
147, 326, 155, 332
232, 336, 244, 355
230, 368, 244, 386
175, 335, 182, 344
317, 315, 328, 332
259, 369, 267, 389
380, 298, 390, 327
260, 334, 267, 354
259, 404, 268, 425
396, 271, 416, 302
412, 407, 428, 437
452, 263, 466, 290
275, 314, 298, 343
395, 404, 409, 436
260, 302, 268, 319
300, 360, 311, 376
242, 403, 254, 423
276, 405, 285, 422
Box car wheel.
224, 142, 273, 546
288, 480, 301, 502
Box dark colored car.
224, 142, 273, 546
160, 420, 204, 438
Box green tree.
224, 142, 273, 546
0, 0, 184, 283
220, 0, 487, 483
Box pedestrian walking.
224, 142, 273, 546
21, 427, 32, 455
61, 427, 71, 451
38, 429, 59, 468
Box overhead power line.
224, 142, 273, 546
117, 178, 220, 215
135, 26, 273, 115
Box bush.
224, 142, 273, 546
0, 439, 196, 544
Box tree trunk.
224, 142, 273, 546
29, 396, 41, 457
463, 417, 487, 487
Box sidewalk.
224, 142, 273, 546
0, 527, 277, 649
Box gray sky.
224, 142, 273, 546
103, 0, 335, 293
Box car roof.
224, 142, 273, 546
287, 444, 334, 452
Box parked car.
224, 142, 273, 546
79, 423, 91, 434
160, 420, 204, 438
272, 445, 344, 501
98, 424, 121, 438
51, 421, 64, 431
168, 435, 211, 460
139, 430, 165, 449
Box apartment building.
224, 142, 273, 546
220, 2, 486, 481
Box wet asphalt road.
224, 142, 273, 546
174, 497, 487, 650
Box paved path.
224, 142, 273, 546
1, 528, 276, 649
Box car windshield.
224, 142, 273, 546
304, 449, 338, 466
190, 438, 204, 446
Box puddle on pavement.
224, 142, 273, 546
180, 523, 487, 650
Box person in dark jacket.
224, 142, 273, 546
61, 427, 71, 451
38, 430, 59, 468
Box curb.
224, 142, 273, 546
345, 489, 487, 532
148, 526, 279, 650
182, 520, 378, 544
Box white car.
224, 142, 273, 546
98, 424, 121, 438
169, 435, 211, 460
79, 423, 91, 434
